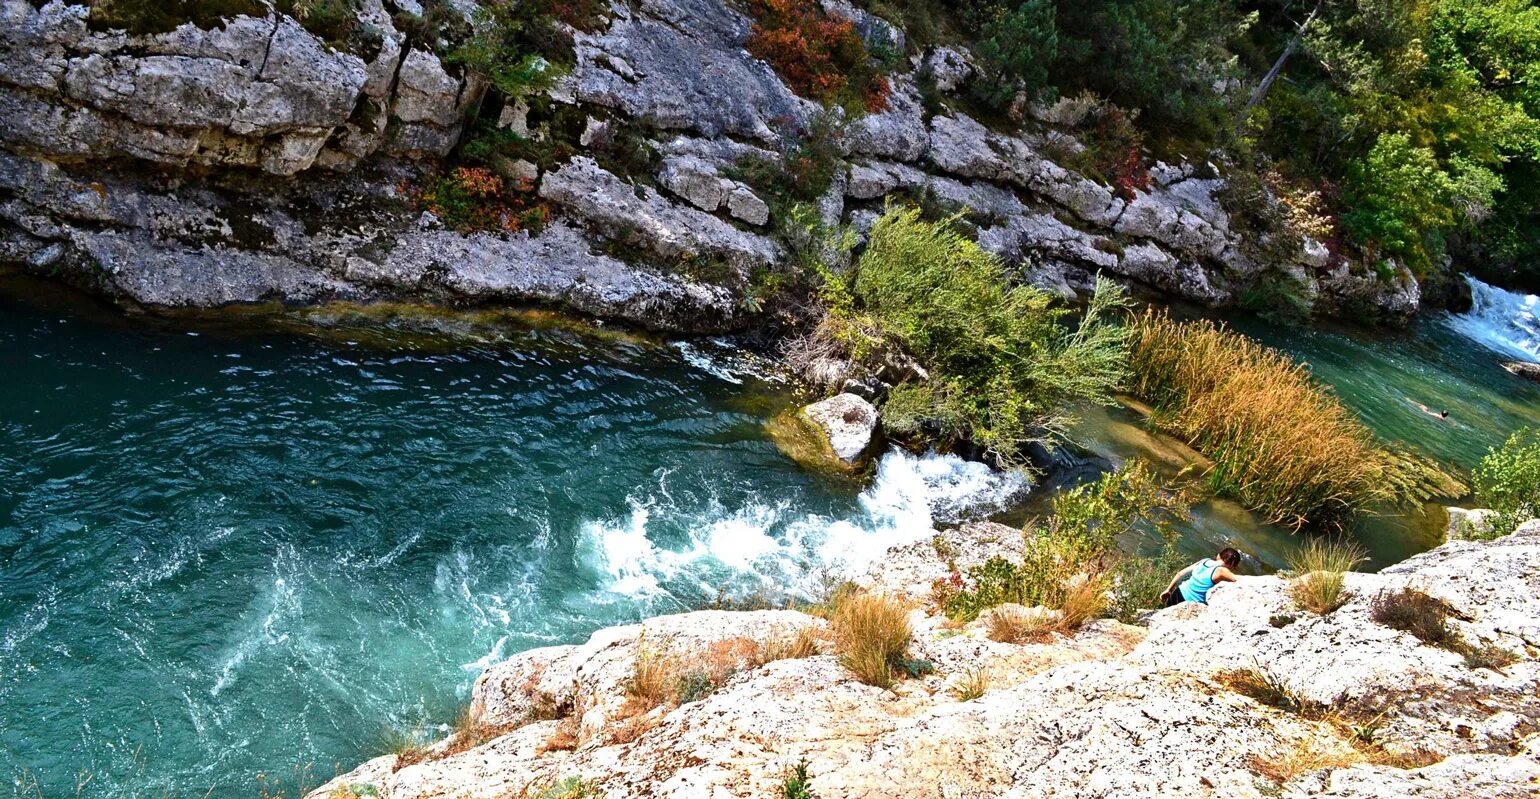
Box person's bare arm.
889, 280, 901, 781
1161, 564, 1196, 597
1213, 566, 1238, 584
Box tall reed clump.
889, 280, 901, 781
1126, 311, 1407, 530
830, 592, 912, 690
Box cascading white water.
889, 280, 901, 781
1443, 275, 1540, 362
577, 447, 1031, 602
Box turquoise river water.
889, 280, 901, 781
2, 274, 1538, 796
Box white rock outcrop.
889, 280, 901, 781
801, 393, 879, 466
307, 520, 1540, 799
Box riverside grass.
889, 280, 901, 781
1127, 311, 1409, 530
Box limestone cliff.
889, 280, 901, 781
0, 0, 1419, 331
308, 519, 1540, 799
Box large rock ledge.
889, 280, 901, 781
309, 520, 1540, 799
1, 0, 1421, 329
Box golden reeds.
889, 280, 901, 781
1127, 311, 1406, 529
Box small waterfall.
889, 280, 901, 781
1443, 275, 1540, 363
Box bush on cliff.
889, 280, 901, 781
745, 0, 893, 113
1473, 427, 1540, 537
1127, 311, 1411, 530
938, 463, 1192, 625
824, 206, 1129, 465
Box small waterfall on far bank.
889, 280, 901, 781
1443, 275, 1540, 363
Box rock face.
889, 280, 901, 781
307, 519, 1540, 799
1, 0, 1424, 328
1502, 360, 1540, 383
801, 392, 879, 465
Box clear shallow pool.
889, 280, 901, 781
3, 274, 1537, 797
0, 279, 1025, 796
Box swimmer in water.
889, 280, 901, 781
1417, 403, 1450, 421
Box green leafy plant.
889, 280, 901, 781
780, 759, 818, 799
944, 463, 1190, 624
1472, 428, 1540, 537
847, 206, 1131, 464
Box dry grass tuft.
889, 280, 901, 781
441, 704, 514, 758
1055, 575, 1111, 632
622, 642, 680, 715
986, 605, 1056, 643
757, 625, 824, 664
1217, 666, 1309, 715
953, 666, 990, 701
1248, 739, 1362, 784
831, 591, 912, 690
1128, 312, 1409, 529
537, 716, 580, 755
1286, 538, 1366, 614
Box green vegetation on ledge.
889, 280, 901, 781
802, 206, 1130, 466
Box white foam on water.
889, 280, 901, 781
576, 448, 1030, 601
672, 339, 785, 385
1443, 275, 1540, 363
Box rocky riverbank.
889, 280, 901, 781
308, 517, 1540, 799
1, 0, 1420, 332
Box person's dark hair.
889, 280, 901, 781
1218, 547, 1241, 568
1441, 411, 1449, 418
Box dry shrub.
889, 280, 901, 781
1217, 666, 1308, 715
1369, 588, 1461, 648
743, 0, 890, 111
1127, 312, 1407, 530
538, 716, 580, 755
831, 592, 912, 690
986, 605, 1056, 643
1055, 575, 1111, 632
441, 704, 514, 758
604, 713, 658, 746
1286, 538, 1366, 615
1249, 739, 1362, 784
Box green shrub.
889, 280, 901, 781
780, 759, 818, 799
847, 206, 1130, 464
943, 463, 1191, 622
972, 0, 1058, 107
534, 777, 602, 799
87, 0, 267, 35
1472, 428, 1540, 537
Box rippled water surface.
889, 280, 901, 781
4, 274, 1539, 796
0, 282, 1033, 796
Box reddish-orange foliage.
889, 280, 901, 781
745, 0, 888, 111
1111, 146, 1151, 201
414, 166, 549, 233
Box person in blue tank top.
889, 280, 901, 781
1160, 548, 1241, 607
